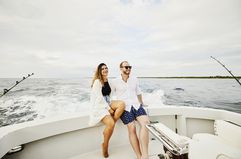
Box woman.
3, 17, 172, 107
89, 63, 125, 158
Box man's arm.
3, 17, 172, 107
138, 94, 148, 107
137, 94, 143, 105
136, 77, 145, 106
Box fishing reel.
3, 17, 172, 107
158, 152, 172, 159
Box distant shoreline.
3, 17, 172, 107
138, 76, 241, 79
0, 76, 240, 79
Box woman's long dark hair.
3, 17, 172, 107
91, 63, 106, 87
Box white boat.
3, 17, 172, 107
0, 105, 241, 159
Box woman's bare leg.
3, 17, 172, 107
101, 115, 115, 158
110, 100, 125, 121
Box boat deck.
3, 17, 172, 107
69, 139, 164, 159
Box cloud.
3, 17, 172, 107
0, 0, 241, 77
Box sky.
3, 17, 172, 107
0, 0, 241, 78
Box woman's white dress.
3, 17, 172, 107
89, 79, 111, 126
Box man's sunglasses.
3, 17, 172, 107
122, 66, 132, 69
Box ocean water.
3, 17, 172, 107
0, 78, 240, 127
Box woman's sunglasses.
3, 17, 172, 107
122, 66, 132, 69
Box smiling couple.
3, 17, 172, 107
89, 61, 150, 159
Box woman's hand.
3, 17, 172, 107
109, 108, 114, 115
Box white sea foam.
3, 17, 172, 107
143, 89, 165, 107
0, 89, 165, 123
20, 95, 91, 119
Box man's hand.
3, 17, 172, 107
141, 104, 148, 107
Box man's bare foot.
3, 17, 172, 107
102, 143, 109, 158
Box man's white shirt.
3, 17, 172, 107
111, 76, 142, 111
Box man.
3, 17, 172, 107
112, 61, 150, 159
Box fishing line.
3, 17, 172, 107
211, 56, 241, 86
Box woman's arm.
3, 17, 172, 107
90, 79, 111, 111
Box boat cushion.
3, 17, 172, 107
189, 133, 241, 159
214, 120, 241, 148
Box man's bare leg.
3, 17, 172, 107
127, 121, 142, 159
136, 115, 150, 159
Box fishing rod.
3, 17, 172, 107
210, 56, 241, 86
0, 73, 34, 98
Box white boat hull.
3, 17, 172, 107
1, 105, 241, 159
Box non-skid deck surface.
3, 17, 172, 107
69, 139, 164, 159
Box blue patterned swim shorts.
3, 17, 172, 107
120, 105, 147, 125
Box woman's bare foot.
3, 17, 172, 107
102, 143, 109, 158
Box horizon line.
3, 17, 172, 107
0, 75, 241, 79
